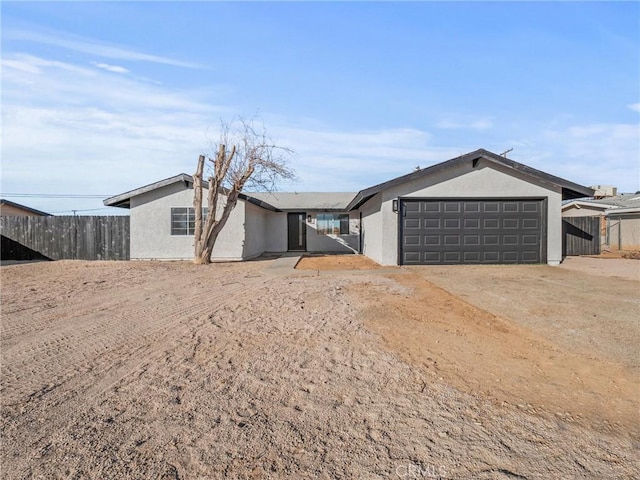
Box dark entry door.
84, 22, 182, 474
287, 212, 307, 251
400, 199, 546, 265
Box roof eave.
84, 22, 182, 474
103, 173, 193, 208
347, 149, 595, 208
606, 206, 640, 215
238, 193, 281, 212
0, 199, 52, 216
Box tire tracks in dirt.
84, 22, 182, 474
2, 273, 270, 407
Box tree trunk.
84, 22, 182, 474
193, 155, 205, 262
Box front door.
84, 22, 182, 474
287, 212, 307, 251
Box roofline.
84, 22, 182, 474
346, 149, 595, 210
104, 173, 193, 208
605, 206, 640, 215
103, 173, 281, 212
0, 199, 51, 216
562, 200, 617, 211
237, 193, 281, 212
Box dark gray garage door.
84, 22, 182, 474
400, 199, 546, 265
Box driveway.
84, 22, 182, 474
559, 255, 640, 281
407, 261, 639, 368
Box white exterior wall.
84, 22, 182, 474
130, 183, 246, 260
360, 194, 384, 264
264, 212, 288, 252
243, 203, 289, 257
305, 211, 360, 253
243, 202, 267, 259
362, 160, 563, 266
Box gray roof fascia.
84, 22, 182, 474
346, 149, 595, 210
238, 193, 281, 212
104, 173, 193, 208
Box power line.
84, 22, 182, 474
48, 207, 120, 214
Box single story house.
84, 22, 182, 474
562, 194, 640, 251
0, 199, 51, 217
104, 148, 593, 265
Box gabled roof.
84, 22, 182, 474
103, 173, 280, 212
0, 199, 51, 216
346, 148, 595, 210
104, 173, 193, 208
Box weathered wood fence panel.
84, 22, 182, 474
0, 216, 129, 261
562, 216, 600, 256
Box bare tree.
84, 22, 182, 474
193, 118, 295, 264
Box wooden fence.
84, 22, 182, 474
0, 216, 129, 261
562, 216, 601, 256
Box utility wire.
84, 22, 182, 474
48, 207, 120, 214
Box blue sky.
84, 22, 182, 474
2, 1, 639, 214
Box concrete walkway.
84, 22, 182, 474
262, 253, 314, 276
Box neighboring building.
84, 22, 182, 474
589, 185, 617, 198
0, 199, 51, 217
104, 148, 593, 265
605, 206, 640, 251
562, 194, 640, 251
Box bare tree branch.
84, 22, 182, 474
193, 117, 295, 264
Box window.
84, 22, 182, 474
316, 213, 350, 235
171, 207, 208, 235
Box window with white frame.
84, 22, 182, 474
316, 213, 350, 235
171, 207, 208, 236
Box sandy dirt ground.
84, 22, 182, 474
1, 258, 638, 479
297, 254, 388, 271
558, 256, 640, 281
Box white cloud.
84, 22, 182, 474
4, 49, 637, 215
91, 62, 129, 74
1, 51, 466, 210
628, 103, 640, 113
1, 53, 226, 214
522, 122, 640, 193
4, 28, 202, 69
435, 117, 494, 130
264, 124, 470, 191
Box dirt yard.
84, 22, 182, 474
297, 254, 389, 271
1, 258, 638, 479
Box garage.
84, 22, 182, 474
400, 198, 546, 265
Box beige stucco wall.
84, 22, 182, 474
607, 214, 640, 250
0, 204, 44, 216
130, 183, 247, 260
361, 159, 563, 265
562, 205, 607, 217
